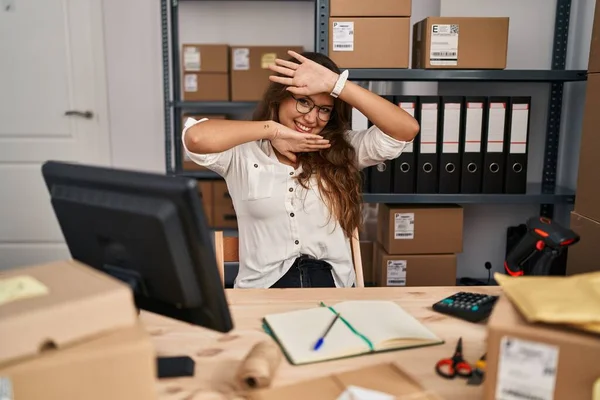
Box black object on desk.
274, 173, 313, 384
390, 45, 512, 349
432, 292, 499, 323
41, 161, 234, 379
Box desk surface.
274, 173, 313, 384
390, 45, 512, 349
141, 286, 502, 400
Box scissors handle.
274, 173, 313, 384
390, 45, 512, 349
435, 358, 473, 379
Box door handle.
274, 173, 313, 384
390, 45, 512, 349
65, 110, 94, 119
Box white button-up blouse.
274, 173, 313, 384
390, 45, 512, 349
182, 117, 410, 288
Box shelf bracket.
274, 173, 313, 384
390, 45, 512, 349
315, 0, 329, 56
541, 0, 572, 219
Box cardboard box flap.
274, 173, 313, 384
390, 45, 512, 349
248, 362, 440, 400
488, 295, 600, 344
0, 260, 138, 367
0, 323, 157, 400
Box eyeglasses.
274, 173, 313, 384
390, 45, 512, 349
291, 95, 333, 122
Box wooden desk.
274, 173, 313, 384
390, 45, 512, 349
141, 286, 502, 400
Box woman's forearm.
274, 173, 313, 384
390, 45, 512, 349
184, 119, 276, 154
338, 80, 420, 142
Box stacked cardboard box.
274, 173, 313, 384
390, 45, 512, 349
566, 3, 600, 276
181, 44, 304, 102
371, 204, 462, 287
328, 0, 411, 68
327, 0, 509, 70
0, 260, 157, 399
197, 180, 237, 230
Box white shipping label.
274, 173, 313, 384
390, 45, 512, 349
184, 74, 197, 92
0, 377, 12, 400
183, 47, 201, 71
400, 102, 415, 153
233, 48, 250, 70
394, 212, 414, 239
464, 102, 483, 153
510, 104, 530, 154
430, 24, 459, 66
443, 103, 461, 153
487, 102, 506, 152
386, 260, 407, 286
420, 104, 438, 154
332, 21, 354, 51
495, 336, 559, 400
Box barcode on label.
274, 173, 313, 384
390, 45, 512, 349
395, 233, 413, 237
334, 44, 353, 48
388, 280, 406, 285
431, 51, 457, 57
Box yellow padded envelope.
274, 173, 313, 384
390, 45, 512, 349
494, 271, 600, 334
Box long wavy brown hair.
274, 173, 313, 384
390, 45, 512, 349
252, 52, 362, 239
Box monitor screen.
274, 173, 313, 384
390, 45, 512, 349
42, 161, 233, 333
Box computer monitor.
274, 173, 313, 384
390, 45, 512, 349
41, 160, 234, 335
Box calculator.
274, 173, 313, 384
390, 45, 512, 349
432, 292, 499, 323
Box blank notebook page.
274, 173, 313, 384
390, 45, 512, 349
332, 300, 442, 347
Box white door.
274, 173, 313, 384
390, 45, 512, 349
0, 0, 111, 270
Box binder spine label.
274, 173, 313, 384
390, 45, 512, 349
510, 104, 529, 154
430, 24, 459, 66
386, 260, 407, 286
332, 21, 354, 52
465, 102, 483, 152
420, 104, 438, 154
400, 102, 416, 152
394, 212, 414, 239
443, 103, 461, 153
487, 102, 506, 153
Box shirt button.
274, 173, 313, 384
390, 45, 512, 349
290, 213, 295, 217
254, 164, 258, 168
295, 240, 299, 245
289, 171, 294, 176
289, 188, 293, 192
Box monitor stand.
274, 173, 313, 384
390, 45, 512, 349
103, 264, 196, 379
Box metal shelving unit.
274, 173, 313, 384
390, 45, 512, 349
161, 0, 585, 216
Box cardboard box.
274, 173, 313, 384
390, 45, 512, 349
330, 0, 411, 17
230, 45, 303, 101
588, 1, 600, 73
484, 295, 600, 400
359, 240, 374, 285
182, 44, 229, 101
0, 260, 138, 366
412, 17, 509, 69
329, 17, 410, 68
566, 211, 600, 276
182, 114, 226, 171
377, 204, 463, 255
0, 324, 157, 400
213, 180, 237, 229
248, 362, 440, 400
373, 245, 457, 287
574, 73, 600, 222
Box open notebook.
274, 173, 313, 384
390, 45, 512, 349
263, 300, 444, 365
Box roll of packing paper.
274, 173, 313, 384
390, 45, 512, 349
236, 340, 282, 390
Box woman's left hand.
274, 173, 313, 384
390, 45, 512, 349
268, 50, 339, 96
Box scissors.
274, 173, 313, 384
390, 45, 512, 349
435, 337, 473, 379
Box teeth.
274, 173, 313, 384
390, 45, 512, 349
296, 122, 310, 132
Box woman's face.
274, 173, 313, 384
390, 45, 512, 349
278, 93, 333, 136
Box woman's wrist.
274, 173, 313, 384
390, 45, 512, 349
262, 120, 279, 140
326, 72, 340, 94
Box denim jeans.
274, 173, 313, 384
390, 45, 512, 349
270, 255, 336, 288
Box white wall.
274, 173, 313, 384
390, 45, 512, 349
99, 0, 594, 279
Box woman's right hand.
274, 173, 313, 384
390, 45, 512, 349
270, 122, 331, 163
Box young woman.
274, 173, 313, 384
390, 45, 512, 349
183, 50, 419, 289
